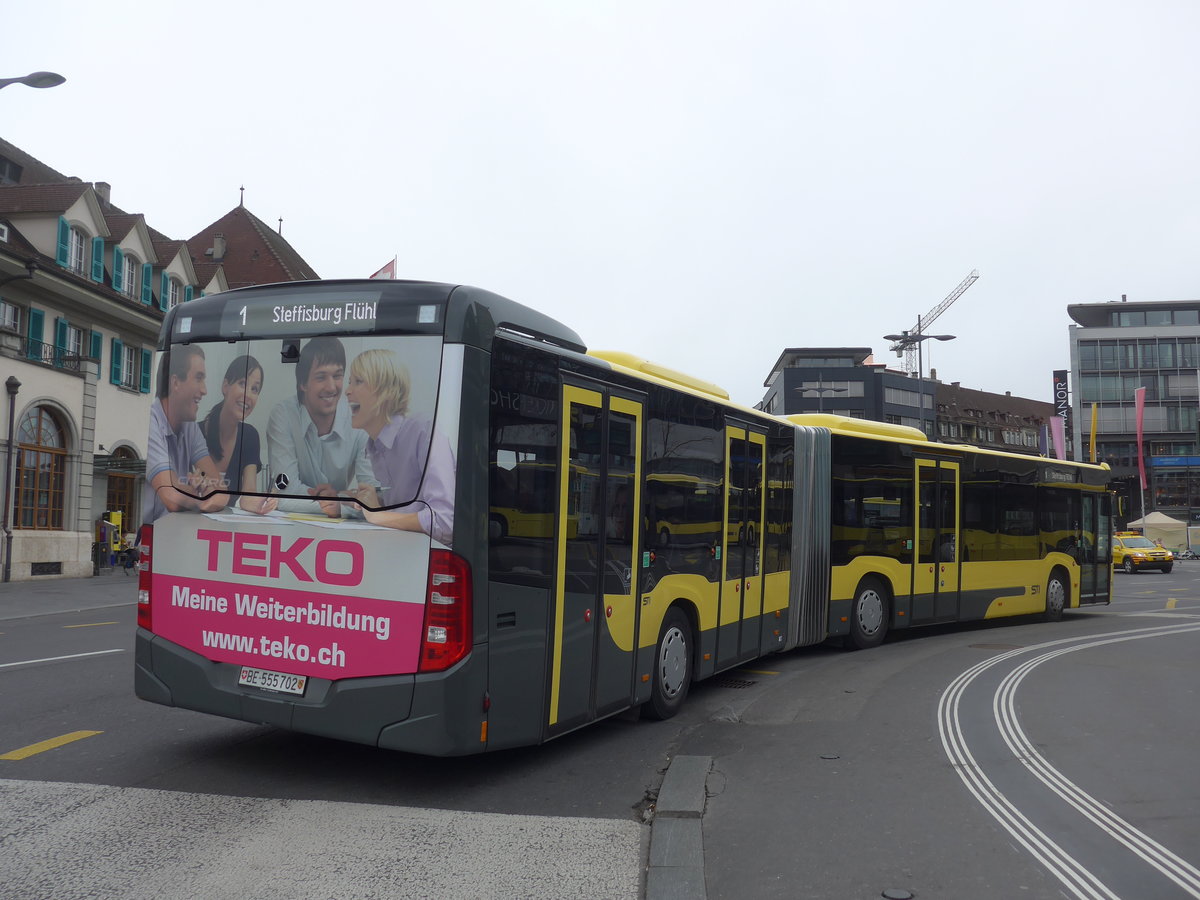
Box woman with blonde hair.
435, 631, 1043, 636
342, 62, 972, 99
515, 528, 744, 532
343, 349, 455, 544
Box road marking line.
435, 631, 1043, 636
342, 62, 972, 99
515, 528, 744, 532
62, 622, 119, 628
0, 649, 124, 669
1167, 598, 1179, 609
940, 622, 1200, 899
738, 668, 779, 676
1, 730, 102, 760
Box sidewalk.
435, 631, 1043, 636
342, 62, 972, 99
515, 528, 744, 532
0, 569, 137, 621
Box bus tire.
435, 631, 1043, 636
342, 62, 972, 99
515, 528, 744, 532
489, 514, 507, 540
846, 577, 889, 650
644, 606, 692, 720
1044, 571, 1067, 622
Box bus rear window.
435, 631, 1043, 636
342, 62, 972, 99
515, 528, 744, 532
144, 333, 459, 547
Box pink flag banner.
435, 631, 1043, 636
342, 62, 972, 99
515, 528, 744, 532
1049, 415, 1066, 461
1134, 386, 1147, 490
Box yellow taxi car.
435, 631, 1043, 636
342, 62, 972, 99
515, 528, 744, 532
1112, 531, 1174, 574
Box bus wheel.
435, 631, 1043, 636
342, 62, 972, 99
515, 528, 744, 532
847, 577, 889, 650
1044, 572, 1067, 622
645, 607, 692, 720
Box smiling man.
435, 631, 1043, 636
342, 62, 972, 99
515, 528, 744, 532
266, 336, 376, 516
144, 345, 229, 524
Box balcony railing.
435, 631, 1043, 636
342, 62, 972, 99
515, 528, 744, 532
11, 336, 90, 373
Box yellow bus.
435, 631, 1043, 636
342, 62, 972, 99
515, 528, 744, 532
135, 281, 1112, 754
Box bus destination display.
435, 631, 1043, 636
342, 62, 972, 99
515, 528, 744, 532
219, 293, 383, 337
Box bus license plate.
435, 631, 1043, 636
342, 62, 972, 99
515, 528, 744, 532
238, 666, 307, 696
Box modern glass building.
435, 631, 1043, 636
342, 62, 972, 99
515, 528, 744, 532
758, 348, 938, 435
1068, 297, 1200, 527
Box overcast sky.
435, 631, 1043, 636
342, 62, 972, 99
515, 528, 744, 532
6, 0, 1198, 409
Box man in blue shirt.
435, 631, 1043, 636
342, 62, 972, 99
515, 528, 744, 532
143, 345, 229, 524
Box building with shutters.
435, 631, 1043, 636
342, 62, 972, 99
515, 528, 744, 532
0, 137, 317, 580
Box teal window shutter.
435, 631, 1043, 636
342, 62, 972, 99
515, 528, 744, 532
56, 217, 70, 266
160, 271, 169, 310
110, 338, 123, 384
140, 263, 153, 304
27, 308, 45, 360
91, 237, 105, 281
140, 349, 152, 393
89, 330, 102, 361
112, 247, 124, 293
184, 285, 194, 303
54, 317, 68, 367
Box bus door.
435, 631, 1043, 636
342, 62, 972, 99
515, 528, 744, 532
548, 382, 644, 736
718, 425, 766, 667
1079, 491, 1112, 603
913, 458, 960, 622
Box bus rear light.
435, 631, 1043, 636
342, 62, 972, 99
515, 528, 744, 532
136, 526, 153, 631
419, 550, 472, 672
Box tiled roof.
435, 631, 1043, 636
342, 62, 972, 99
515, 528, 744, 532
189, 205, 319, 289
151, 237, 186, 265
191, 259, 223, 286
0, 217, 40, 254
0, 137, 73, 184
103, 212, 144, 242
0, 182, 89, 214
938, 381, 1054, 419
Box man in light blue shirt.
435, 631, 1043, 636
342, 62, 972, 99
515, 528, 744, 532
266, 337, 375, 516
144, 345, 229, 524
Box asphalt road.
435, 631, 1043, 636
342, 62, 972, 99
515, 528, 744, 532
1, 566, 1198, 899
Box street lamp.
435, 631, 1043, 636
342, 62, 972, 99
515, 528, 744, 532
884, 315, 956, 438
0, 71, 66, 91
3, 376, 20, 583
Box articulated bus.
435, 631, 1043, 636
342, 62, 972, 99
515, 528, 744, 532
134, 280, 1112, 755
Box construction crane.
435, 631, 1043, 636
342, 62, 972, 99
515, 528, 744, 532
890, 269, 980, 374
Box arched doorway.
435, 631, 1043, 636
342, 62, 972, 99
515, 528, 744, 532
16, 405, 67, 530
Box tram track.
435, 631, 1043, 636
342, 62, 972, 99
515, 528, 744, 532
938, 622, 1200, 900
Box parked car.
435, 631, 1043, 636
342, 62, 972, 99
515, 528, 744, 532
1112, 531, 1174, 574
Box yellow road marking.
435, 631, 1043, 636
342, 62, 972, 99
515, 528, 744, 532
1, 730, 102, 760
739, 668, 780, 676
1167, 598, 1179, 610
62, 622, 119, 628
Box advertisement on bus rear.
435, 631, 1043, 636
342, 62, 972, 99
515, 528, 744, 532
142, 327, 462, 679
151, 513, 429, 679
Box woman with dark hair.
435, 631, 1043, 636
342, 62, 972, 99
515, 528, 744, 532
199, 355, 276, 514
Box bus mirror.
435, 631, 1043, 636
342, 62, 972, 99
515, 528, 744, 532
281, 339, 300, 364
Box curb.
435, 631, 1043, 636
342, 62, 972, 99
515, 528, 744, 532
646, 754, 711, 900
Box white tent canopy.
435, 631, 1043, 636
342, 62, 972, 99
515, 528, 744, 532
1126, 511, 1188, 549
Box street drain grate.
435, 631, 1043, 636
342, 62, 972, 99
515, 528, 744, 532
713, 677, 758, 689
